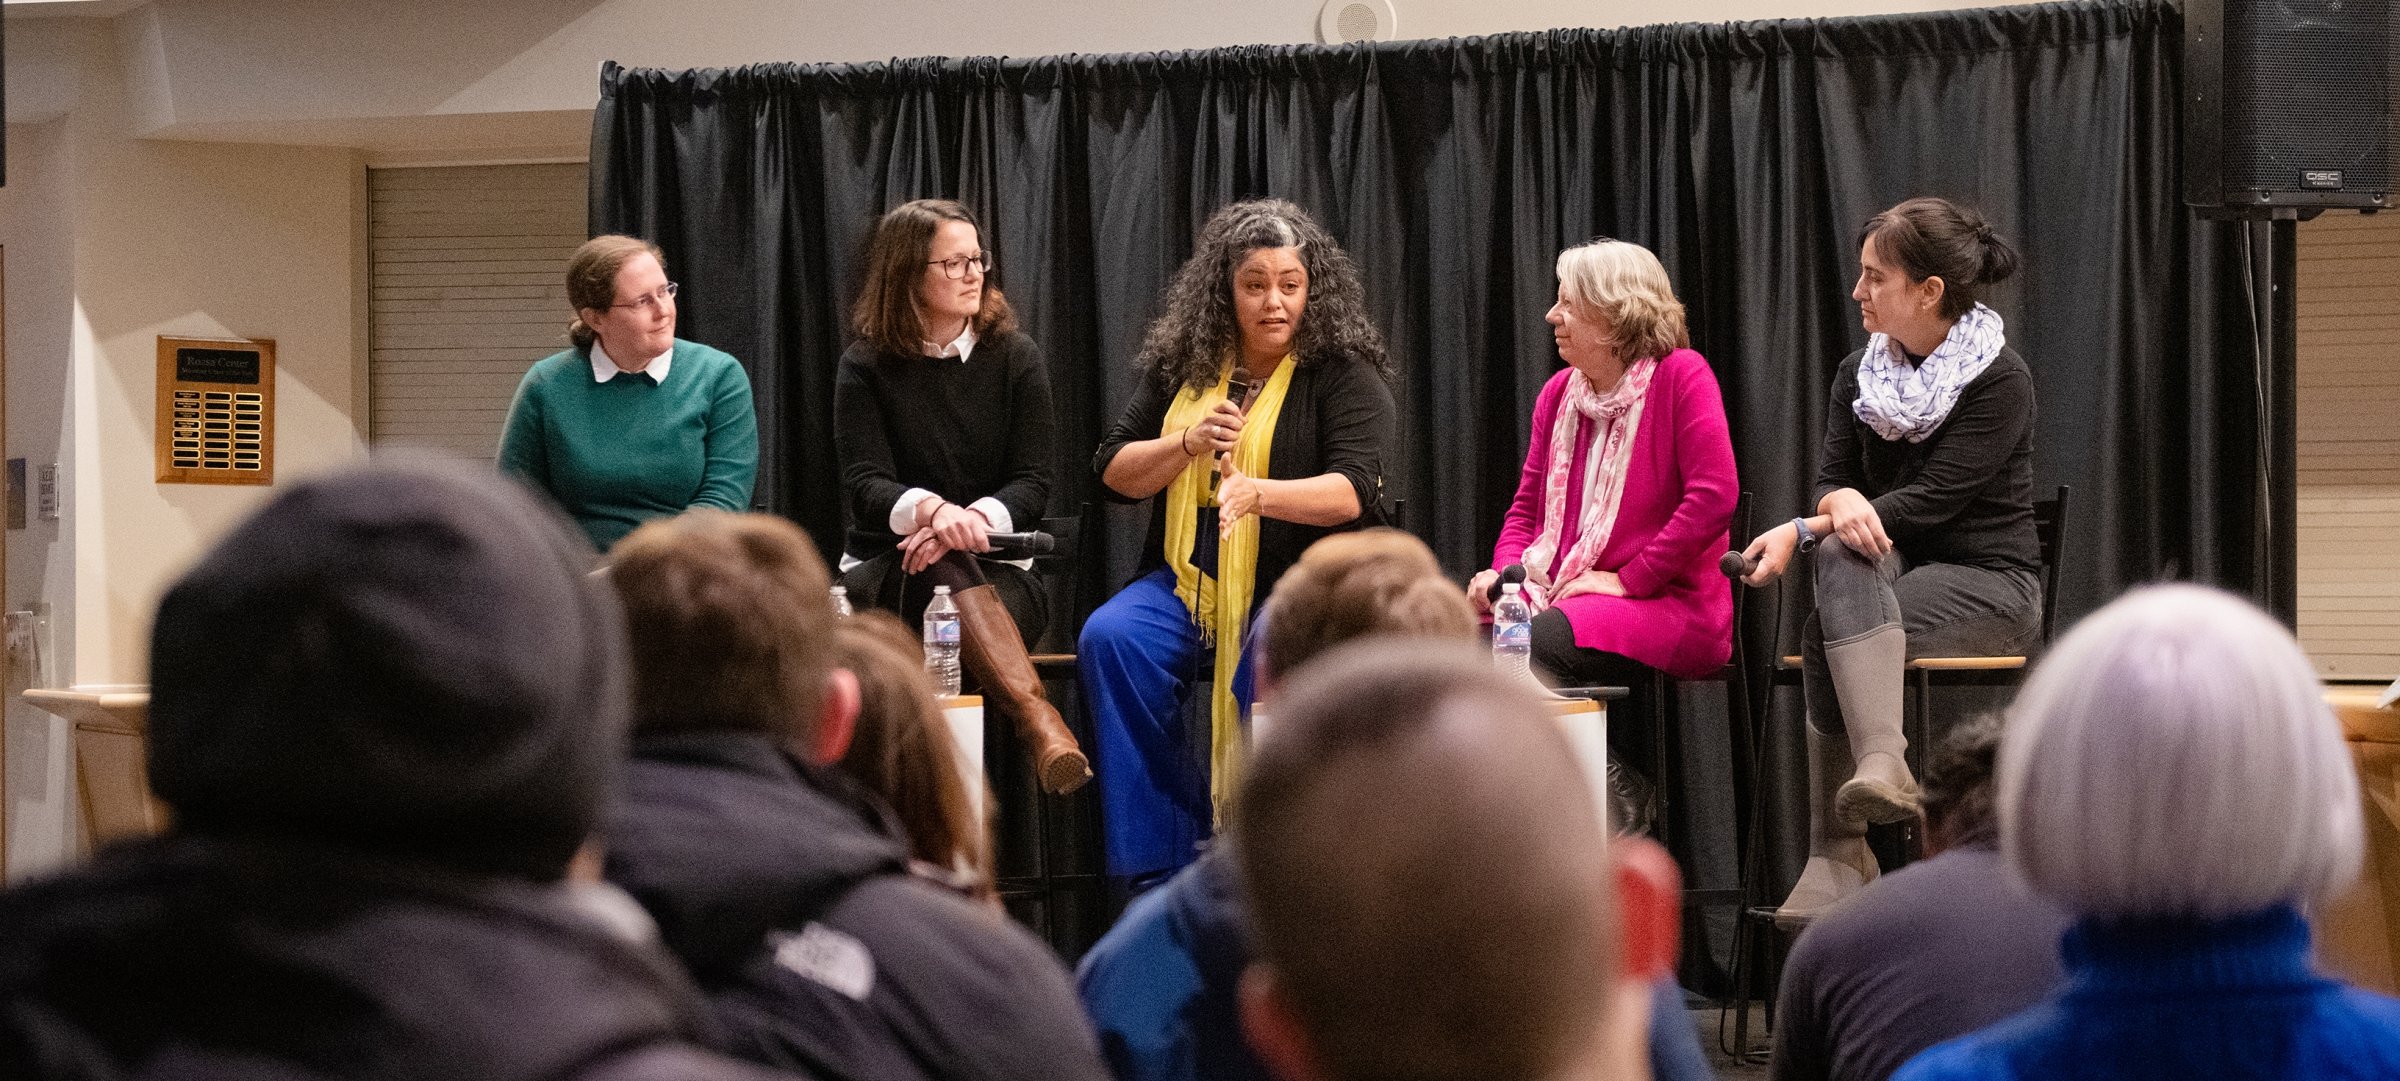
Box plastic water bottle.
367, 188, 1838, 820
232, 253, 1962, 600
829, 585, 853, 618
1492, 582, 1534, 683
923, 585, 962, 696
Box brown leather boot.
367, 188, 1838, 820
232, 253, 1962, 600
953, 584, 1092, 795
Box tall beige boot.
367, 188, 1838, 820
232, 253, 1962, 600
1775, 722, 1880, 928
1824, 623, 1919, 827
953, 584, 1092, 795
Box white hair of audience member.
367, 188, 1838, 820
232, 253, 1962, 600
1999, 583, 2362, 922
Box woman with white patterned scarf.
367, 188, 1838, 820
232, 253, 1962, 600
1740, 197, 2043, 922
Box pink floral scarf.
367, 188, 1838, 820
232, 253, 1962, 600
1518, 358, 1657, 612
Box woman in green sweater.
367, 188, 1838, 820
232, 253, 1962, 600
498, 235, 758, 551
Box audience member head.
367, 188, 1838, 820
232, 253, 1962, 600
1918, 713, 2005, 855
1856, 196, 2019, 322
853, 198, 1017, 356
833, 610, 994, 900
146, 456, 623, 881
1235, 640, 1679, 1081
1257, 528, 1477, 696
1553, 238, 1690, 365
1134, 197, 1389, 391
606, 509, 859, 764
2001, 584, 2361, 922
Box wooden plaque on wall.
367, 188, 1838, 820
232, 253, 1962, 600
155, 336, 274, 485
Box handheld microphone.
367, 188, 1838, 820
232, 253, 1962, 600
1720, 550, 1760, 579
1215, 373, 1258, 463
984, 531, 1056, 559
1486, 564, 1528, 604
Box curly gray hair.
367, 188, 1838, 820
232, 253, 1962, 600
1133, 198, 1392, 392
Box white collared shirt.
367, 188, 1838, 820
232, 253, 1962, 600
589, 341, 673, 385
922, 324, 978, 363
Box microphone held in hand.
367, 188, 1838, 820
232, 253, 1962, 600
1487, 564, 1528, 604
1720, 550, 1759, 579
1215, 373, 1258, 463
984, 532, 1056, 559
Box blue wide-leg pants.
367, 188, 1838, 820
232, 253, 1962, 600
1079, 567, 1256, 879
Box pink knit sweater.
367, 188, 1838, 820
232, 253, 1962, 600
1490, 349, 1739, 680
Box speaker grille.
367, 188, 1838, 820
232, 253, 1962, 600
1336, 3, 1380, 42
2223, 0, 2394, 195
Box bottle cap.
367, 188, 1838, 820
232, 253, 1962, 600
1502, 582, 1520, 595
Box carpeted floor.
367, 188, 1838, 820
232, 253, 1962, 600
1691, 1004, 1772, 1079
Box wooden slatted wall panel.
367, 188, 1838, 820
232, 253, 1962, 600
368, 164, 587, 463
2297, 210, 2400, 680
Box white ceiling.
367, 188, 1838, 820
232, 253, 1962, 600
3, 0, 151, 18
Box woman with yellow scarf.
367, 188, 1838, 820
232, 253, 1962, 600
1082, 199, 1396, 889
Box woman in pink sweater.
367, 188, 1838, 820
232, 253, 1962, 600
1469, 238, 1739, 784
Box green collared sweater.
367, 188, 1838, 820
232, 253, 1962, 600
497, 338, 758, 551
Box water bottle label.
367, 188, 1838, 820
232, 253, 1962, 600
1496, 622, 1531, 648
929, 621, 960, 646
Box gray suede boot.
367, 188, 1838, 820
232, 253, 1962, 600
1775, 722, 1880, 928
1824, 623, 1919, 827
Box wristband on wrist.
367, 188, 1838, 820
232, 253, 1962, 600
1792, 517, 1820, 553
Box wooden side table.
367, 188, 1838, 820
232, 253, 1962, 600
20, 688, 164, 853
936, 694, 986, 828
2319, 686, 2400, 994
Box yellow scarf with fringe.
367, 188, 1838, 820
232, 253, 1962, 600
1160, 358, 1294, 819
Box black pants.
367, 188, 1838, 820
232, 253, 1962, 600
1530, 607, 1661, 782
842, 549, 1050, 646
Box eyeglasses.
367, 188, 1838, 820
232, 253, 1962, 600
612, 281, 680, 312
928, 253, 992, 280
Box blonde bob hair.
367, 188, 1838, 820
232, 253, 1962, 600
1555, 239, 1689, 364
1999, 584, 2362, 921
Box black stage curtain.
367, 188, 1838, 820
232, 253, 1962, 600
593, 0, 2265, 976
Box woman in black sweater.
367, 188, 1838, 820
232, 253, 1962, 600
1740, 197, 2042, 921
834, 199, 1089, 795
1083, 198, 1395, 885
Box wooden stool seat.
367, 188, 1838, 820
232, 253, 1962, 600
1910, 656, 2027, 671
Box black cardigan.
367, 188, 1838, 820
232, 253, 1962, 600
1092, 355, 1395, 598
833, 330, 1056, 561
1813, 346, 2039, 574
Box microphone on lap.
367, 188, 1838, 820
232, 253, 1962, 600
1486, 564, 1528, 604
984, 531, 1056, 559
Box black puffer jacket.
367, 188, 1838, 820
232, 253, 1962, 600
0, 835, 795, 1081
605, 731, 1108, 1081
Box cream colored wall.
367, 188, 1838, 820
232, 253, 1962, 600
61, 22, 365, 687
2, 19, 364, 877
1, 114, 86, 878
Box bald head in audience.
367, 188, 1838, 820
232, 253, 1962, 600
1234, 641, 1679, 1081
